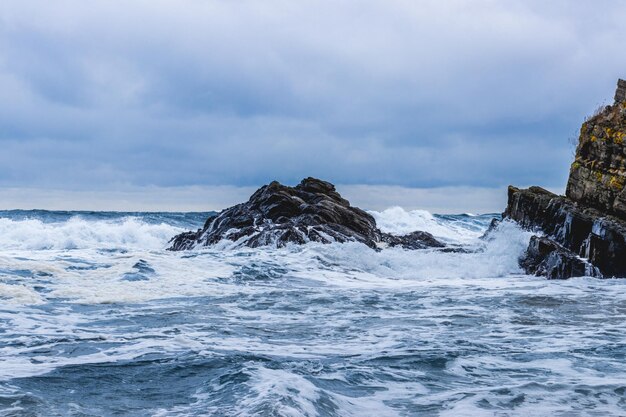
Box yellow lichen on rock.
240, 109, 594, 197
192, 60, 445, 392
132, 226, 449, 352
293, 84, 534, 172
595, 171, 603, 182
566, 79, 626, 218
609, 175, 625, 190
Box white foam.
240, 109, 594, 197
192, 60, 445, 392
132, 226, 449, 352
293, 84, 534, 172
0, 207, 486, 252
0, 218, 532, 306
0, 283, 44, 305
0, 216, 182, 251
296, 219, 532, 285
2, 212, 626, 417
154, 364, 410, 417
369, 206, 485, 244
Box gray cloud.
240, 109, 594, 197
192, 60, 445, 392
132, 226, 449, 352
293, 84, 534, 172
0, 0, 625, 209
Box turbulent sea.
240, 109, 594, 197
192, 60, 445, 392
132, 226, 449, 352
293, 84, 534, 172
1, 209, 626, 417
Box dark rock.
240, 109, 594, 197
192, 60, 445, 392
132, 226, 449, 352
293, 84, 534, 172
520, 235, 601, 279
566, 80, 626, 219
615, 78, 626, 105
503, 79, 626, 279
481, 218, 501, 240
504, 185, 593, 245
168, 177, 445, 251
382, 230, 446, 250
584, 217, 626, 276
505, 185, 626, 278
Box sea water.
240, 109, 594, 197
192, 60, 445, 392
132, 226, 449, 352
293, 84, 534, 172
0, 209, 625, 416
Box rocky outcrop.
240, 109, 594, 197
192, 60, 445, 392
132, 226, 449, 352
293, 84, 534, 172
566, 83, 626, 218
504, 186, 611, 278
381, 231, 445, 250
169, 177, 445, 250
615, 78, 626, 105
504, 79, 626, 279
521, 236, 599, 279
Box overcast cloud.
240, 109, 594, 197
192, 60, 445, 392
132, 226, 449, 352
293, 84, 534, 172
0, 0, 625, 211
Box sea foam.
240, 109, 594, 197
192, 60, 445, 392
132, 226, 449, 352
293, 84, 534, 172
369, 206, 488, 244
3, 210, 621, 417
0, 216, 182, 251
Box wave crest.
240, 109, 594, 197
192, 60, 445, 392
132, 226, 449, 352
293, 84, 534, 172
0, 217, 183, 251
369, 206, 489, 244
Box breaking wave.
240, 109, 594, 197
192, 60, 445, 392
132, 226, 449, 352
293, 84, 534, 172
0, 208, 492, 251
1, 209, 624, 416
369, 206, 488, 244
0, 215, 184, 251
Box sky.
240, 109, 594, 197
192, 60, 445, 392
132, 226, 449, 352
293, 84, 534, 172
1, 0, 625, 212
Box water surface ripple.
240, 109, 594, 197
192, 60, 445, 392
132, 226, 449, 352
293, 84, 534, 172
0, 210, 624, 416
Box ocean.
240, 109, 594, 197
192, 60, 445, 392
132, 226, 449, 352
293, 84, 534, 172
0, 209, 625, 416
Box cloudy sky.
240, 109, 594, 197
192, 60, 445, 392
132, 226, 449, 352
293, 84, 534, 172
1, 0, 625, 212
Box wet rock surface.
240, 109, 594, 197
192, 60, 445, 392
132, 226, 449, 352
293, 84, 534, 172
505, 184, 626, 279
169, 177, 445, 251
382, 231, 446, 250
521, 235, 600, 280
504, 80, 626, 279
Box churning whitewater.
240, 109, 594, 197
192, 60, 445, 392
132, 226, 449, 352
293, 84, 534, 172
1, 209, 626, 416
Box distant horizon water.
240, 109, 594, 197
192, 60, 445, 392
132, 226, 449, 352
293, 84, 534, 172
0, 183, 566, 214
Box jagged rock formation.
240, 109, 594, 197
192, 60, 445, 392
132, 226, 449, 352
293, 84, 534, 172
521, 235, 597, 279
504, 79, 626, 279
505, 186, 606, 278
615, 78, 626, 104
169, 177, 445, 250
566, 84, 626, 217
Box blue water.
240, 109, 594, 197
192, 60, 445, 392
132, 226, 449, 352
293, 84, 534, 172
0, 209, 625, 416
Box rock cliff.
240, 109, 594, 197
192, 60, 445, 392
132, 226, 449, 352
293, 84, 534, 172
505, 79, 626, 279
169, 177, 445, 250
566, 85, 626, 217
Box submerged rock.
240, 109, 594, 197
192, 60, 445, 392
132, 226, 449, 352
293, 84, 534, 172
169, 177, 445, 251
504, 79, 626, 279
381, 230, 446, 250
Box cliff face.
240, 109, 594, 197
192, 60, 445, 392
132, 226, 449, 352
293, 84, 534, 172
566, 86, 626, 217
505, 186, 624, 278
504, 79, 626, 279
